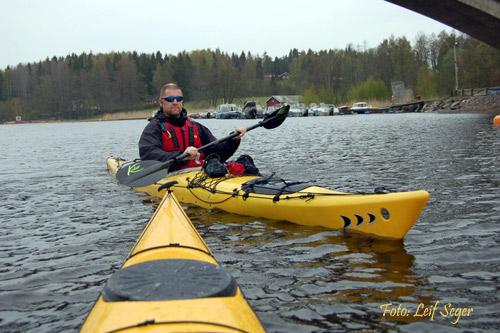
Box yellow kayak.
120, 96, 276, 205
106, 157, 429, 240
81, 191, 265, 333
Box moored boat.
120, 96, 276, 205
242, 101, 264, 119
310, 104, 331, 116
215, 104, 242, 119
338, 105, 352, 115
351, 102, 372, 114
288, 105, 305, 117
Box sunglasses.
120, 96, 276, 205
162, 96, 184, 102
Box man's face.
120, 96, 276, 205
160, 88, 183, 117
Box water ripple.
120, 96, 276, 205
0, 113, 499, 332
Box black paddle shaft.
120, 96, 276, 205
116, 105, 289, 187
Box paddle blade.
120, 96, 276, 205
116, 160, 168, 187
126, 168, 171, 187
262, 104, 290, 129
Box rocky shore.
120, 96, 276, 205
422, 94, 500, 114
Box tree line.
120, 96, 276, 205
1, 30, 499, 121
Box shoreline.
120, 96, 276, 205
2, 95, 498, 125
422, 94, 500, 114
1, 108, 210, 124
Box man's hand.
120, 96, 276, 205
183, 146, 199, 160
233, 127, 246, 140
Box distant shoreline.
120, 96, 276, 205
85, 108, 210, 121
423, 95, 500, 114
2, 96, 498, 125
1, 108, 210, 124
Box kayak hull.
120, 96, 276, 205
81, 192, 264, 333
106, 157, 429, 240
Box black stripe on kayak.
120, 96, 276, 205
344, 214, 378, 228
107, 320, 251, 333
341, 216, 351, 228
127, 244, 213, 261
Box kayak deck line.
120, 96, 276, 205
81, 191, 265, 333
107, 157, 429, 239
127, 187, 214, 256
106, 320, 252, 333
126, 243, 214, 261
177, 182, 392, 201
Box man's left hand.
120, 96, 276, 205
233, 127, 246, 140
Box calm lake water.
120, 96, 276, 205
1, 113, 499, 332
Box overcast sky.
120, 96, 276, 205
1, 0, 453, 69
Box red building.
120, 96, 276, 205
265, 95, 300, 111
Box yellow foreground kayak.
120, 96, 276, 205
106, 157, 429, 240
81, 191, 265, 333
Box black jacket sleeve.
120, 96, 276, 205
138, 120, 241, 170
138, 121, 182, 162
193, 121, 241, 162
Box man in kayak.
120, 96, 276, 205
139, 83, 246, 171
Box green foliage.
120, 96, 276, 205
436, 48, 456, 95
0, 70, 4, 101
375, 36, 417, 88
302, 87, 319, 104
0, 32, 499, 121
0, 98, 32, 122
460, 38, 500, 88
347, 76, 390, 101
318, 88, 338, 104
416, 66, 438, 99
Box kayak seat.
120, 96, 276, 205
241, 176, 315, 198
102, 259, 237, 302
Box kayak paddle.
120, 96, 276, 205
116, 104, 290, 187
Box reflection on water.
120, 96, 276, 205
189, 207, 423, 331
0, 113, 499, 332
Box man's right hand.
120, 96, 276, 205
183, 146, 199, 160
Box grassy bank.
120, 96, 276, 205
85, 97, 396, 121
86, 97, 268, 121
86, 109, 154, 121
2, 97, 414, 124
87, 106, 211, 121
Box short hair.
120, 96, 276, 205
159, 83, 182, 98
